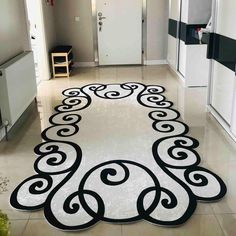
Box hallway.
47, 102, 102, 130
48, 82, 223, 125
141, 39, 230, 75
0, 65, 235, 235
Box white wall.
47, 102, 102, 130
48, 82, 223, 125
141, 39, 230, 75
25, 0, 57, 80
0, 0, 56, 138
41, 0, 57, 79
0, 0, 30, 137
169, 0, 180, 20
216, 0, 236, 39
188, 0, 212, 24
0, 0, 57, 78
55, 0, 94, 63
146, 0, 169, 62
177, 0, 212, 86
42, 1, 57, 53
0, 0, 30, 65
210, 0, 236, 131
0, 0, 169, 71
54, 0, 169, 63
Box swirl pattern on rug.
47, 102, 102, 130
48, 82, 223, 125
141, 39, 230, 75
10, 83, 227, 231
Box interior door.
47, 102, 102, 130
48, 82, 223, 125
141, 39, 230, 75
209, 0, 236, 124
97, 0, 142, 65
167, 0, 181, 70
25, 0, 50, 83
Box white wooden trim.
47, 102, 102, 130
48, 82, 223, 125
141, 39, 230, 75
208, 105, 236, 142
167, 64, 186, 87
0, 129, 5, 141
74, 61, 168, 67
73, 62, 96, 67
144, 60, 168, 65
92, 0, 147, 66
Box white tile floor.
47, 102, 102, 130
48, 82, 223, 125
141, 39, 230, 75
0, 65, 236, 235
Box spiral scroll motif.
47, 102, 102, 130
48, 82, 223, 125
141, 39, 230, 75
10, 83, 226, 231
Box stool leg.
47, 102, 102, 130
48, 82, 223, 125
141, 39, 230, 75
5, 125, 8, 141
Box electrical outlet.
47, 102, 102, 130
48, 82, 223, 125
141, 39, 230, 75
75, 16, 80, 22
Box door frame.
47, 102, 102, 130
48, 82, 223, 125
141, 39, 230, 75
91, 0, 147, 66
207, 0, 236, 142
207, 0, 219, 106
177, 0, 183, 73
167, 0, 182, 74
24, 0, 51, 83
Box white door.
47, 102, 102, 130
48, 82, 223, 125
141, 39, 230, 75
25, 0, 50, 83
97, 0, 143, 65
167, 0, 181, 70
209, 0, 236, 125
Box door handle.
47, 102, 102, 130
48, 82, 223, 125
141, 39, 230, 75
99, 16, 106, 20
98, 12, 106, 21
97, 12, 106, 32
98, 21, 103, 32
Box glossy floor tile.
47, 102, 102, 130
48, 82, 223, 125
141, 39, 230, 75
216, 214, 236, 236
9, 220, 28, 236
10, 82, 226, 231
122, 215, 224, 236
0, 65, 235, 235
23, 221, 121, 236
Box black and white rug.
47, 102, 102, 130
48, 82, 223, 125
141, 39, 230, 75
10, 83, 226, 231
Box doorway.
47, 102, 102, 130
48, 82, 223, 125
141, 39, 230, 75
208, 0, 236, 124
24, 0, 49, 84
208, 0, 236, 139
93, 0, 144, 66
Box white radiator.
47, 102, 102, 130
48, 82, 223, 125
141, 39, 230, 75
0, 51, 37, 137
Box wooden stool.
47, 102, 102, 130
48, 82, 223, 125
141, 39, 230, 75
51, 46, 73, 78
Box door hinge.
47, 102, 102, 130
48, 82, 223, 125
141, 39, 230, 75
142, 50, 144, 54
142, 19, 145, 23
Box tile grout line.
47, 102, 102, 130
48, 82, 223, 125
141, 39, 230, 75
212, 212, 236, 215
210, 197, 226, 236
214, 213, 227, 236
21, 217, 30, 236
28, 217, 45, 221
1, 67, 233, 233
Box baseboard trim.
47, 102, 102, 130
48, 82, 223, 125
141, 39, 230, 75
208, 105, 236, 143
167, 63, 186, 87
74, 61, 168, 67
0, 129, 5, 141
73, 62, 96, 67
144, 60, 168, 65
